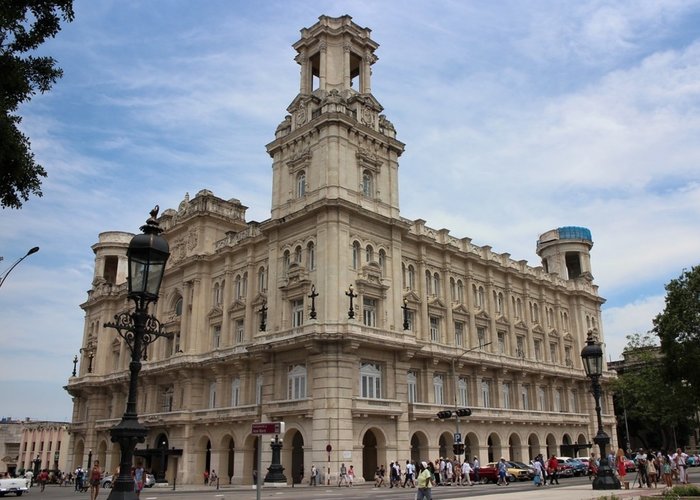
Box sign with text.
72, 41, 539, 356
252, 422, 285, 435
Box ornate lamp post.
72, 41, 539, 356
308, 285, 318, 319
263, 435, 286, 483
401, 298, 410, 330
72, 355, 78, 377
104, 207, 170, 500
581, 331, 620, 490
80, 339, 97, 373
345, 284, 357, 319
0, 246, 39, 289
259, 302, 267, 331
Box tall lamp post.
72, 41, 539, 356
104, 207, 170, 500
581, 331, 620, 490
0, 246, 39, 288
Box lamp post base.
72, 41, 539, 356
592, 464, 621, 490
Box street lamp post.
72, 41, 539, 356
0, 246, 39, 289
72, 355, 78, 377
104, 207, 170, 500
445, 342, 492, 458
345, 284, 357, 319
80, 339, 97, 373
263, 435, 286, 483
581, 331, 620, 490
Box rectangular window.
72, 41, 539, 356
516, 336, 525, 358
212, 325, 221, 349
477, 327, 486, 348
569, 390, 578, 413
554, 388, 562, 412
406, 310, 415, 331
292, 299, 304, 328
433, 374, 444, 405
231, 379, 240, 407
458, 377, 469, 407
565, 346, 572, 367
454, 321, 464, 347
502, 382, 511, 409
288, 367, 307, 400
521, 385, 530, 410
407, 372, 417, 404
256, 374, 263, 405
550, 343, 557, 363
363, 298, 377, 327
235, 319, 245, 343
209, 382, 217, 408
360, 363, 382, 399
430, 316, 440, 342
538, 387, 547, 411
481, 380, 491, 407
497, 331, 506, 354
534, 339, 542, 361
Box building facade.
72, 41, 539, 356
15, 420, 71, 475
65, 15, 616, 485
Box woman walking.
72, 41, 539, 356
89, 461, 102, 500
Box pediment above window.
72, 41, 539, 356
227, 299, 246, 314
208, 306, 223, 319
548, 328, 559, 338
356, 263, 388, 295
475, 310, 490, 321
514, 320, 528, 330
451, 303, 469, 315
496, 315, 510, 326
427, 296, 447, 310
532, 324, 545, 334
562, 332, 574, 343
252, 293, 267, 307
403, 291, 422, 304
356, 147, 382, 173
280, 266, 311, 296
286, 148, 312, 174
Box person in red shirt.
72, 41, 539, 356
547, 455, 560, 485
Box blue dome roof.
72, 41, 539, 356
557, 226, 592, 241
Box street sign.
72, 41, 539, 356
252, 422, 285, 435
454, 432, 462, 443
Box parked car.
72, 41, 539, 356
507, 461, 535, 480
0, 476, 30, 496
482, 463, 517, 483
624, 458, 636, 473
555, 458, 574, 477
469, 463, 514, 484
144, 474, 155, 488
101, 474, 114, 488
567, 458, 589, 476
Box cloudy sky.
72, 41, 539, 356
1, 1, 699, 421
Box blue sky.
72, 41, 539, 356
1, 0, 699, 421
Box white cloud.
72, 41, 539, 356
602, 294, 665, 359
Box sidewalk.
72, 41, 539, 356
448, 483, 670, 500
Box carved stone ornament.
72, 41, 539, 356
361, 105, 375, 127
187, 228, 198, 250
295, 106, 307, 126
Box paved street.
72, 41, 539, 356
13, 478, 674, 500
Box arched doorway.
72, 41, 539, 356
561, 434, 573, 457
438, 432, 451, 459
508, 433, 522, 461
465, 432, 479, 462
362, 430, 378, 481
227, 438, 235, 484
291, 431, 304, 484
528, 434, 540, 461
410, 432, 429, 463
546, 434, 557, 458
487, 433, 502, 463
576, 434, 588, 458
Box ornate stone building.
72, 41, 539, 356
65, 15, 616, 485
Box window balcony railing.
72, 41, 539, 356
352, 397, 403, 418
265, 398, 313, 419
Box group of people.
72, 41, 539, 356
530, 454, 563, 486
371, 457, 481, 488
614, 447, 692, 488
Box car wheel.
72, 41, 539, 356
480, 477, 489, 484
103, 481, 112, 488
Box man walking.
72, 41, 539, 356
338, 463, 348, 486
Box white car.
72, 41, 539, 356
0, 476, 30, 496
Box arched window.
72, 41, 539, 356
294, 246, 302, 263
495, 292, 504, 315
242, 272, 247, 297
458, 377, 469, 407
450, 278, 456, 301
209, 382, 217, 408
365, 245, 374, 263
425, 270, 432, 295
407, 265, 415, 290
307, 242, 315, 270
352, 241, 361, 269
213, 283, 221, 306
457, 280, 464, 303
433, 272, 440, 297
378, 249, 386, 272
234, 275, 242, 299
258, 267, 267, 292
362, 170, 373, 197
296, 171, 306, 197
402, 263, 407, 288
283, 250, 291, 273
174, 297, 183, 316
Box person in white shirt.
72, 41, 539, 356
403, 461, 415, 487
461, 460, 473, 486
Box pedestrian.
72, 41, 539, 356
532, 459, 543, 487
416, 461, 434, 500
662, 455, 673, 487
203, 470, 209, 485
461, 459, 473, 486
472, 456, 480, 483
347, 465, 354, 486
616, 448, 627, 484
38, 469, 49, 492
89, 460, 102, 500
647, 452, 658, 488
403, 460, 415, 487
497, 458, 509, 486
337, 463, 348, 486
547, 455, 559, 485
133, 461, 144, 499
309, 464, 317, 486
674, 448, 688, 484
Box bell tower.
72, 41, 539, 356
267, 15, 405, 220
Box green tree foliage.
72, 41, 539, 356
611, 333, 695, 450
0, 0, 74, 209
655, 265, 700, 402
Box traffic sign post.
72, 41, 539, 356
252, 422, 286, 500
